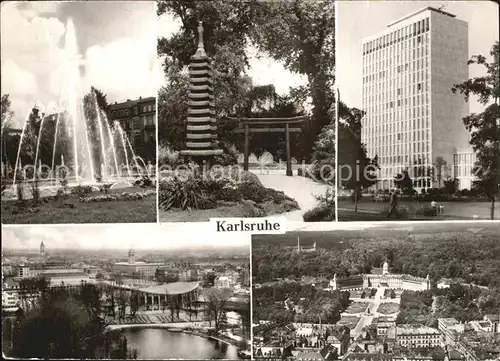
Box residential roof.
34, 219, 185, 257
343, 352, 393, 361
395, 325, 440, 336
296, 351, 324, 361
108, 96, 155, 110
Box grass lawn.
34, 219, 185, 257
338, 316, 361, 329
346, 302, 369, 314
1, 186, 156, 224
377, 302, 400, 315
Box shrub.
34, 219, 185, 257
303, 204, 333, 222
159, 176, 216, 211
1, 182, 6, 196
71, 185, 94, 196
213, 143, 239, 166
158, 145, 180, 167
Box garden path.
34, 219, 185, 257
252, 172, 331, 221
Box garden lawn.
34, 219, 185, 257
1, 186, 156, 224
338, 199, 500, 221
377, 303, 400, 315
346, 302, 369, 314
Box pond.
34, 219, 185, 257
121, 328, 240, 359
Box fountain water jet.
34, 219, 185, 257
7, 18, 144, 192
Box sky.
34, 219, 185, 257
157, 12, 307, 94
1, 1, 158, 125
336, 0, 499, 113
1, 223, 250, 251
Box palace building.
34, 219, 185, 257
111, 249, 163, 278
330, 261, 430, 291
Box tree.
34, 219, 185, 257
452, 41, 500, 220
394, 169, 414, 196
337, 102, 379, 210
434, 156, 448, 188
203, 288, 233, 334
9, 286, 136, 359
129, 291, 139, 319
157, 0, 334, 161
1, 94, 13, 126
444, 178, 459, 195
92, 87, 108, 112
251, 0, 335, 157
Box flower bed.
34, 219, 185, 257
159, 169, 298, 213
79, 190, 156, 203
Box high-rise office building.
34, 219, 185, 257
361, 7, 474, 191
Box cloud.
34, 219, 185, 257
83, 37, 156, 102
1, 1, 156, 123
2, 224, 250, 251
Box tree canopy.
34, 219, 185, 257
157, 0, 335, 161
452, 41, 500, 219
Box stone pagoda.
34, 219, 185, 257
180, 21, 222, 165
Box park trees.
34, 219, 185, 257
9, 285, 135, 359
203, 288, 233, 334
337, 101, 379, 209
1, 94, 19, 169
394, 169, 415, 196
157, 0, 334, 161
251, 0, 335, 157
452, 41, 500, 220
433, 156, 448, 188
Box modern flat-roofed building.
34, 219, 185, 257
107, 96, 156, 162
361, 7, 472, 191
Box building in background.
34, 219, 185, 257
107, 97, 156, 163
360, 7, 472, 192
111, 249, 163, 278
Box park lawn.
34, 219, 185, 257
338, 316, 360, 329
346, 302, 369, 314
338, 199, 499, 221
377, 303, 400, 315
1, 188, 157, 224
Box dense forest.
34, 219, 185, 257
396, 284, 500, 328
252, 229, 500, 288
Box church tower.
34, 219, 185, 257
40, 241, 45, 257
128, 249, 135, 264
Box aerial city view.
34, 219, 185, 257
336, 1, 499, 221
1, 1, 157, 224
1, 224, 251, 359
252, 222, 500, 360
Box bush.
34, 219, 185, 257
71, 185, 94, 196
158, 145, 180, 167
159, 176, 216, 211
303, 204, 333, 222
213, 143, 239, 166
